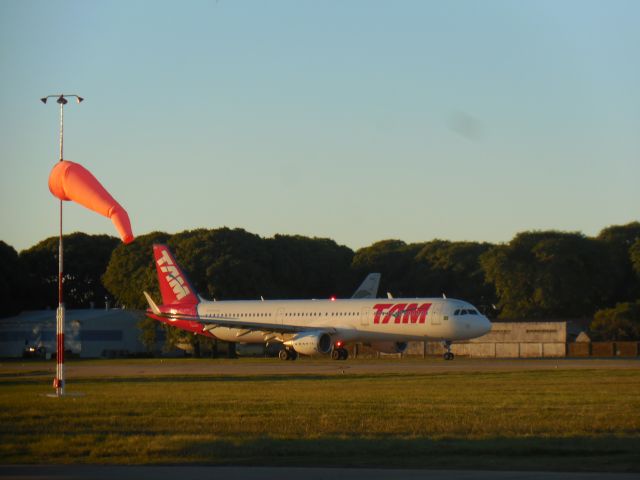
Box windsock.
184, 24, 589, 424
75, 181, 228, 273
48, 160, 134, 244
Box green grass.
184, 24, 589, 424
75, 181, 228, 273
1, 362, 639, 471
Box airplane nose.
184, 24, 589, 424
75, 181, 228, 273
478, 316, 492, 336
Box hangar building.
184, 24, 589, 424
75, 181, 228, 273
411, 320, 584, 358
0, 309, 148, 358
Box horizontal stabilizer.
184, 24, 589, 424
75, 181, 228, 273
144, 291, 161, 315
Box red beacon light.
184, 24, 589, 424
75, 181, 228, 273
330, 296, 336, 302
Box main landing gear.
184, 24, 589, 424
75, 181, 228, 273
278, 347, 298, 361
442, 340, 455, 361
331, 347, 348, 360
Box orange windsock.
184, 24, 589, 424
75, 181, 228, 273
48, 160, 134, 244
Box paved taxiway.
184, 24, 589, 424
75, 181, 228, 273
2, 357, 638, 379
2, 466, 639, 480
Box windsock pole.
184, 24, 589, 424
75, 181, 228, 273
56, 96, 65, 396
41, 94, 84, 397
55, 197, 64, 395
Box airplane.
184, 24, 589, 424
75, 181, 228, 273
144, 244, 492, 361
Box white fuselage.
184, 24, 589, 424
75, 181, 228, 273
195, 297, 491, 345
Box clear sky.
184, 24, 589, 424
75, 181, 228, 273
1, 0, 638, 252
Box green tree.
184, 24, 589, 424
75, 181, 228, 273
591, 301, 640, 341
352, 239, 495, 306
102, 231, 170, 309
597, 222, 640, 302
268, 234, 354, 298
413, 240, 496, 309
480, 231, 615, 319
629, 238, 640, 278
20, 233, 119, 309
351, 240, 423, 297
138, 317, 158, 353
170, 228, 275, 300
0, 241, 25, 317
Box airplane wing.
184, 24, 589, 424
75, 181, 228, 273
144, 292, 335, 335
351, 273, 381, 299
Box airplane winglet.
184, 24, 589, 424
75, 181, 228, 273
144, 291, 161, 315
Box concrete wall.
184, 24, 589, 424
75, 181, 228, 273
475, 322, 567, 344
416, 322, 571, 358
495, 342, 519, 358
543, 343, 566, 357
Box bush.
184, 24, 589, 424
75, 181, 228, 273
591, 300, 640, 341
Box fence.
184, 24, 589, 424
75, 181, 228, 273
397, 341, 640, 358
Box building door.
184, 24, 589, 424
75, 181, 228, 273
430, 303, 441, 325
360, 306, 370, 326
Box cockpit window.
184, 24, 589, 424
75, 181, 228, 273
454, 309, 460, 315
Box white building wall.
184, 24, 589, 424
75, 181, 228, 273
411, 322, 570, 358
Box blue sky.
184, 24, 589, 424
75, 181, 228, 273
1, 0, 638, 252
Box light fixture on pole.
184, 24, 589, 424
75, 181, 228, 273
41, 93, 83, 397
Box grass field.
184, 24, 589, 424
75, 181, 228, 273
1, 360, 639, 471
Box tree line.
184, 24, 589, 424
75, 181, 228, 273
1, 222, 639, 340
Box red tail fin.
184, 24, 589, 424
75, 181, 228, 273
153, 244, 199, 305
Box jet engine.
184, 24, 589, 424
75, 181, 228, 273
284, 331, 332, 356
370, 341, 408, 354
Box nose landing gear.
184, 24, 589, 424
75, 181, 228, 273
442, 340, 454, 361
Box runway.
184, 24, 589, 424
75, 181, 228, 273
2, 357, 638, 379
2, 465, 639, 480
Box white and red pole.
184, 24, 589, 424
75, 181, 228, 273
55, 96, 65, 396
41, 94, 83, 397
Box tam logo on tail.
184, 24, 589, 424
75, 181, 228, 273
157, 250, 191, 300
153, 245, 198, 305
